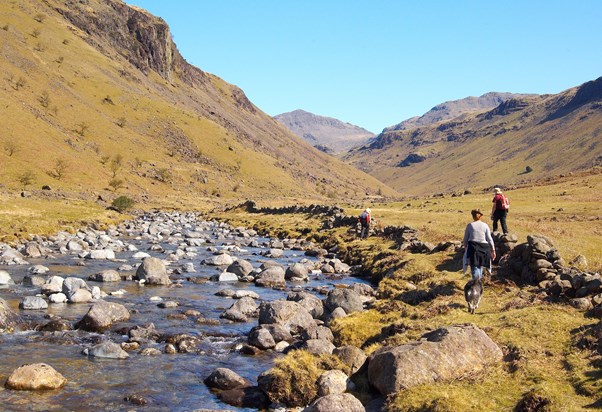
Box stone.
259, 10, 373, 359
368, 324, 503, 395
204, 367, 251, 390
255, 266, 286, 289
88, 270, 121, 282
324, 289, 364, 314
259, 300, 315, 336
83, 341, 129, 359
5, 363, 67, 390
87, 249, 116, 260
203, 253, 234, 266
20, 296, 48, 310
333, 345, 367, 375
317, 370, 350, 396
285, 263, 309, 281
0, 270, 15, 285
135, 257, 171, 285
304, 393, 365, 412
76, 300, 130, 332
227, 259, 254, 277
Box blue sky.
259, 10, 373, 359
126, 1, 602, 133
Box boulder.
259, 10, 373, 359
297, 339, 335, 356
42, 276, 65, 295
19, 296, 48, 310
75, 300, 130, 332
83, 341, 129, 359
203, 253, 234, 266
288, 291, 324, 319
87, 249, 116, 260
304, 393, 365, 412
204, 367, 251, 390
5, 363, 67, 390
248, 327, 276, 350
258, 300, 315, 336
135, 257, 171, 285
0, 298, 21, 329
285, 263, 309, 281
324, 289, 364, 314
217, 386, 268, 409
317, 369, 351, 396
255, 266, 286, 289
88, 270, 121, 282
0, 270, 15, 285
333, 345, 367, 375
368, 324, 503, 395
62, 277, 90, 300
227, 260, 254, 277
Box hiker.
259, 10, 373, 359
491, 187, 509, 234
358, 208, 372, 239
463, 208, 496, 280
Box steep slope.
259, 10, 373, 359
275, 110, 375, 154
344, 78, 602, 195
384, 92, 536, 132
0, 0, 396, 201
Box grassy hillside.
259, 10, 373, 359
344, 80, 602, 196
0, 0, 396, 203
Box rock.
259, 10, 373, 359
569, 297, 593, 311
285, 263, 309, 281
83, 341, 129, 359
20, 296, 48, 310
0, 298, 21, 329
264, 248, 283, 258
0, 270, 15, 285
297, 339, 335, 355
217, 386, 268, 409
48, 293, 68, 304
204, 368, 251, 390
5, 363, 67, 390
227, 260, 254, 277
62, 277, 90, 300
135, 257, 171, 285
333, 345, 367, 375
570, 254, 588, 268
88, 270, 121, 282
222, 296, 258, 322
41, 276, 65, 295
255, 266, 286, 289
23, 275, 46, 287
76, 300, 130, 332
324, 289, 364, 314
139, 348, 162, 356
288, 291, 324, 319
128, 323, 160, 343
28, 265, 50, 275
87, 249, 116, 260
368, 324, 503, 395
211, 272, 239, 282
69, 289, 93, 304
258, 300, 315, 336
40, 319, 73, 332
203, 253, 234, 266
301, 326, 334, 342
304, 393, 365, 412
317, 370, 350, 396
248, 327, 276, 350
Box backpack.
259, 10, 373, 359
501, 195, 510, 211
359, 212, 369, 224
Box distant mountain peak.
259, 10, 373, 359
275, 110, 375, 154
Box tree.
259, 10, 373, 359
110, 154, 123, 177
18, 170, 35, 188
52, 158, 68, 180
108, 178, 124, 191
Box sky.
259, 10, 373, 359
126, 1, 602, 133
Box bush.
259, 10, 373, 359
111, 195, 134, 213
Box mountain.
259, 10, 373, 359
384, 92, 537, 132
343, 78, 602, 195
0, 0, 396, 201
274, 110, 375, 154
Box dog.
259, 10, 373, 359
464, 277, 483, 314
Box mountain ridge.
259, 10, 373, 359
275, 109, 375, 154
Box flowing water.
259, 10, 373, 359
0, 218, 369, 411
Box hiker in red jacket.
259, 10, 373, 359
358, 208, 372, 239
491, 187, 509, 234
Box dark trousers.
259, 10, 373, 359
492, 210, 508, 234
360, 223, 370, 238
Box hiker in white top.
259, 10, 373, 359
463, 208, 496, 280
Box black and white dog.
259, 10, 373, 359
464, 277, 483, 314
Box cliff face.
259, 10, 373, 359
0, 0, 396, 200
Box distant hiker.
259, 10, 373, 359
491, 187, 509, 234
463, 208, 496, 280
358, 208, 372, 239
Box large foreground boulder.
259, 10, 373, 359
75, 300, 130, 332
5, 363, 67, 390
368, 324, 503, 395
